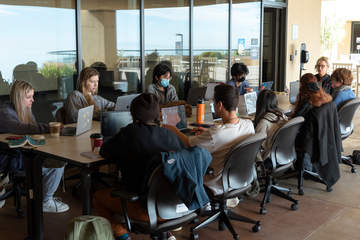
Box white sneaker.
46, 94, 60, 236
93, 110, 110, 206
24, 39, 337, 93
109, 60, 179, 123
226, 197, 240, 208
43, 197, 69, 213
0, 188, 5, 208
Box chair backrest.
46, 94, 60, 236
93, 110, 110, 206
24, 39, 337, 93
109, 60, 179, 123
333, 63, 353, 71
100, 111, 132, 140
337, 97, 360, 138
146, 165, 196, 229
186, 87, 206, 106
222, 132, 266, 193
270, 117, 304, 167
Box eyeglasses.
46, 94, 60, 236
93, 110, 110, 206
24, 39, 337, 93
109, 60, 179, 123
317, 65, 327, 68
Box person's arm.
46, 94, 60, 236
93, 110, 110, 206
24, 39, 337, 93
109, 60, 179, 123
162, 124, 190, 147
97, 95, 115, 111
99, 131, 124, 160
0, 108, 49, 135
168, 85, 179, 102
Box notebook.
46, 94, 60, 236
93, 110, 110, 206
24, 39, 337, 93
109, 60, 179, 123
289, 81, 300, 104
161, 105, 191, 134
61, 105, 94, 136
115, 94, 140, 112
101, 111, 133, 141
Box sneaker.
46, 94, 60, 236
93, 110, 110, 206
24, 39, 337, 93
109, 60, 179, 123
43, 197, 69, 213
226, 197, 240, 208
167, 232, 176, 240
0, 188, 5, 208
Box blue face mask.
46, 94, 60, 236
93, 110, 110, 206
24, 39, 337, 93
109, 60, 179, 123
160, 79, 170, 88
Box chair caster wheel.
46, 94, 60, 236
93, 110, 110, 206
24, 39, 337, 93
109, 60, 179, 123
192, 218, 199, 224
298, 189, 304, 195
233, 234, 239, 240
252, 222, 261, 232
260, 208, 267, 215
351, 168, 357, 173
191, 233, 199, 240
291, 203, 298, 211
326, 186, 333, 192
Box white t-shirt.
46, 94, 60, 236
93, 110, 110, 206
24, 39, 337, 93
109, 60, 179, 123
189, 118, 255, 195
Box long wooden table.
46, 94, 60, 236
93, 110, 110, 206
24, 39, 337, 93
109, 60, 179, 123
0, 121, 106, 240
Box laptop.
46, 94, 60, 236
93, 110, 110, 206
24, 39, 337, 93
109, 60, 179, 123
61, 105, 94, 136
209, 101, 222, 121
261, 81, 274, 91
101, 111, 133, 141
161, 105, 192, 134
186, 87, 206, 106
238, 91, 257, 116
115, 94, 140, 112
289, 81, 300, 104
204, 83, 218, 100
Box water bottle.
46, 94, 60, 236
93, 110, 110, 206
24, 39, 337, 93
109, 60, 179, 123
196, 98, 205, 124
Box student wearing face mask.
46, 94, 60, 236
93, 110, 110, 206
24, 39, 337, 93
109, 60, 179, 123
147, 63, 179, 105
227, 62, 252, 95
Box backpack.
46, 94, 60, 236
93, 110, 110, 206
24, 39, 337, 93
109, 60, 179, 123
65, 215, 115, 240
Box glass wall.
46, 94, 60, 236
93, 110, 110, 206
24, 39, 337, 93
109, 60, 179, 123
144, 0, 189, 100
0, 1, 76, 97
81, 1, 140, 101
232, 1, 261, 87
194, 0, 229, 86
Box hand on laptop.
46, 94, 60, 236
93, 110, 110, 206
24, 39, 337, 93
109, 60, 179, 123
245, 87, 253, 93
191, 127, 207, 135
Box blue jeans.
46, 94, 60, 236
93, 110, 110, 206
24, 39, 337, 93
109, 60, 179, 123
42, 167, 64, 202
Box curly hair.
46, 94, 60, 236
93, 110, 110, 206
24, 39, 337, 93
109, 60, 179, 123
331, 68, 353, 86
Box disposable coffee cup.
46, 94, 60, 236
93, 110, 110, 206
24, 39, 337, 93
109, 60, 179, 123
49, 122, 61, 137
90, 133, 103, 153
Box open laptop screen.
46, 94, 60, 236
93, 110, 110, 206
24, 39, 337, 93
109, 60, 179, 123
289, 81, 300, 104
161, 105, 187, 130
115, 94, 140, 111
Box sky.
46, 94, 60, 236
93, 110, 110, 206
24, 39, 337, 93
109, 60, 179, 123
0, 2, 260, 83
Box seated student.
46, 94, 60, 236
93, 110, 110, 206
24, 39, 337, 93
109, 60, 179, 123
93, 93, 185, 240
291, 73, 320, 118
164, 84, 254, 196
0, 80, 69, 212
330, 68, 355, 107
227, 62, 252, 95
254, 90, 288, 162
64, 67, 115, 123
147, 63, 179, 105
315, 56, 332, 94
295, 81, 341, 190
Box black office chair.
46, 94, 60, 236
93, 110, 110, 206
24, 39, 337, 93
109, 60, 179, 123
337, 98, 360, 173
259, 117, 304, 215
0, 144, 26, 217
191, 133, 266, 240
111, 165, 198, 240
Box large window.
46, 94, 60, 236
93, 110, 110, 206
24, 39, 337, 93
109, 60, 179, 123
232, 1, 261, 87
0, 2, 76, 98
144, 1, 189, 99
194, 0, 229, 86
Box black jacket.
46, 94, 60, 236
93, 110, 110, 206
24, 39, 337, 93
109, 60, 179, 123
315, 73, 332, 95
297, 102, 341, 187
100, 123, 185, 194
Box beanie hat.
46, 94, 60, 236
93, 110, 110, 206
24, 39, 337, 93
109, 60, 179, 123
130, 93, 160, 123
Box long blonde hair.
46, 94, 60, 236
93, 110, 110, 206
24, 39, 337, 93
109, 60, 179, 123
10, 80, 35, 124
78, 67, 99, 111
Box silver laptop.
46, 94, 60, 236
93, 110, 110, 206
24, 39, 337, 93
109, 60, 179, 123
115, 94, 140, 111
161, 105, 190, 133
61, 105, 94, 136
238, 92, 257, 116
204, 83, 217, 100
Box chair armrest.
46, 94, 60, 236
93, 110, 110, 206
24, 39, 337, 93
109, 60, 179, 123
111, 188, 139, 202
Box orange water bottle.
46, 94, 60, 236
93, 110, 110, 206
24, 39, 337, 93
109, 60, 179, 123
196, 99, 205, 124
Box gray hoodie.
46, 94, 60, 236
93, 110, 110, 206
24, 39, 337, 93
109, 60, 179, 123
255, 112, 288, 161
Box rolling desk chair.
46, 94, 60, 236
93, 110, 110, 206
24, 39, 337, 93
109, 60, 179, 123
111, 165, 197, 240
337, 98, 360, 173
259, 117, 304, 215
191, 133, 266, 240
